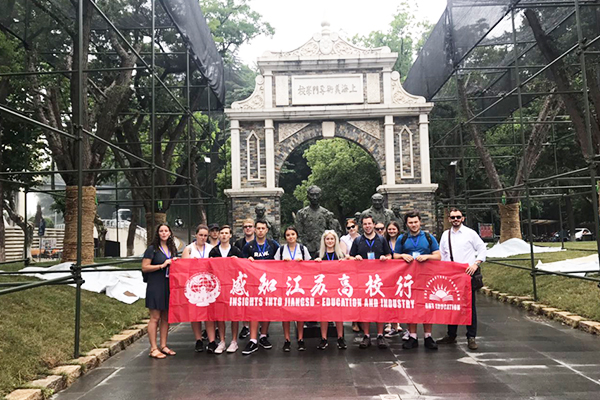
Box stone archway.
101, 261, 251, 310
225, 21, 437, 239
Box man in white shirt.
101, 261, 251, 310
437, 208, 486, 350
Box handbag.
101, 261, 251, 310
447, 229, 483, 291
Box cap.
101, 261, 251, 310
208, 223, 220, 231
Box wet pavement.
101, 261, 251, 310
54, 294, 600, 399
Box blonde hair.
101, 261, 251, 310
318, 230, 345, 260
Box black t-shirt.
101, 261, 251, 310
234, 236, 252, 251
242, 238, 280, 260
349, 234, 392, 259
208, 244, 242, 258
323, 252, 340, 261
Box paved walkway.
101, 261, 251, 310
55, 295, 600, 399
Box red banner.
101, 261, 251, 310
168, 258, 472, 325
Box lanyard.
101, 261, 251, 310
287, 244, 297, 260
159, 245, 171, 259
195, 243, 206, 258
409, 234, 420, 248
326, 252, 335, 261
257, 241, 268, 257
365, 238, 375, 249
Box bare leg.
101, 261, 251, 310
159, 310, 170, 348
320, 321, 329, 339
230, 321, 239, 342
148, 309, 161, 350
408, 323, 417, 337
361, 322, 370, 335
424, 323, 432, 335
376, 322, 385, 336
191, 321, 203, 340
335, 322, 344, 338
250, 320, 260, 340
283, 321, 291, 341
260, 321, 270, 336
297, 321, 304, 340
205, 321, 217, 342
217, 321, 226, 343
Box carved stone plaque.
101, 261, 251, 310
291, 74, 364, 105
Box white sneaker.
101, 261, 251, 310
384, 323, 392, 333
214, 341, 227, 354
402, 330, 410, 341
226, 341, 239, 353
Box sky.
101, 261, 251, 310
238, 0, 448, 66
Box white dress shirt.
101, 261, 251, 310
439, 224, 487, 265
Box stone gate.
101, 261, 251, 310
225, 22, 436, 238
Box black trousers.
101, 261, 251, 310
447, 288, 477, 338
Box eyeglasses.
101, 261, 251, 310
243, 225, 253, 229
346, 225, 356, 230
449, 216, 463, 220
375, 227, 385, 231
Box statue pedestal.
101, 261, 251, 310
378, 184, 438, 229
225, 188, 284, 239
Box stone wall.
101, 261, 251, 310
229, 195, 281, 240
239, 122, 266, 188
387, 191, 436, 231
394, 116, 421, 185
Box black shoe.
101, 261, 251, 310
206, 341, 218, 354
283, 340, 291, 352
239, 326, 250, 339
242, 341, 258, 355
297, 339, 306, 351
201, 329, 208, 340
424, 337, 438, 350
377, 335, 388, 349
359, 335, 371, 349
437, 335, 457, 344
402, 336, 419, 349
317, 338, 328, 350
337, 337, 347, 350
195, 339, 204, 352
259, 336, 272, 349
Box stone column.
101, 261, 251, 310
265, 119, 275, 189
419, 113, 431, 185
264, 70, 273, 108
231, 119, 241, 189
384, 115, 395, 185
382, 67, 392, 104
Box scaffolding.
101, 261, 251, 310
405, 0, 600, 298
0, 0, 226, 356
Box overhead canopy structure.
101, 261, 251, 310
160, 0, 225, 105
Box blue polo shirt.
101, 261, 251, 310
395, 231, 439, 256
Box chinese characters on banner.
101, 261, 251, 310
169, 259, 473, 325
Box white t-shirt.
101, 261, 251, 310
186, 242, 213, 258
340, 234, 357, 255
274, 244, 311, 260
219, 245, 231, 258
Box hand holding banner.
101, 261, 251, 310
169, 258, 473, 325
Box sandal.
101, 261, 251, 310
161, 346, 176, 356
149, 348, 166, 359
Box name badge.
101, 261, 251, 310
367, 252, 375, 260
412, 252, 420, 258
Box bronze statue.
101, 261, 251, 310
254, 203, 279, 241
296, 185, 341, 256
359, 193, 396, 228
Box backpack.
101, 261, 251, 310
399, 232, 434, 251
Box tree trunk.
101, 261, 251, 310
498, 203, 522, 243
566, 195, 576, 242
62, 186, 96, 264
145, 211, 167, 246
4, 201, 33, 261
127, 207, 138, 256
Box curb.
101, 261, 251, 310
4, 320, 149, 400
480, 286, 600, 334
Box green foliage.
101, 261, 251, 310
293, 139, 381, 223
352, 1, 433, 79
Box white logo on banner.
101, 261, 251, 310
185, 272, 221, 306
424, 275, 461, 302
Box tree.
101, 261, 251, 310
352, 1, 433, 79
293, 139, 381, 225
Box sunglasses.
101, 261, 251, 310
346, 225, 356, 230
243, 225, 253, 229
375, 227, 385, 231
449, 215, 463, 220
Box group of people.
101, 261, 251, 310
141, 207, 486, 359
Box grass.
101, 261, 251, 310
0, 258, 148, 396
483, 240, 600, 321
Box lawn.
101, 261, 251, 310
0, 258, 148, 396
483, 241, 600, 321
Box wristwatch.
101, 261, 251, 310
475, 261, 482, 266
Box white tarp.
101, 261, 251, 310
486, 238, 564, 258
536, 254, 600, 277
18, 263, 146, 304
